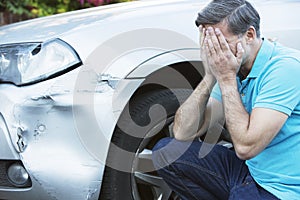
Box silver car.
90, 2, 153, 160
0, 0, 299, 199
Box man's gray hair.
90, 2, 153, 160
195, 0, 261, 38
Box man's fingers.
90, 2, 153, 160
215, 28, 230, 51
199, 25, 206, 47
204, 38, 211, 56
207, 27, 221, 54
205, 36, 216, 56
202, 27, 206, 47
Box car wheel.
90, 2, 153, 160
99, 88, 192, 200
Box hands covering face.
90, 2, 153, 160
199, 25, 244, 83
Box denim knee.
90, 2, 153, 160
152, 137, 194, 172
152, 137, 173, 170
153, 137, 173, 151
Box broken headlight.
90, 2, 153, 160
0, 39, 81, 86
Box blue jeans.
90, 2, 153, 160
152, 137, 279, 200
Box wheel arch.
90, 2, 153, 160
130, 60, 203, 99
111, 48, 204, 129
124, 48, 205, 101
109, 49, 205, 144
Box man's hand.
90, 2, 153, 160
199, 25, 215, 81
204, 27, 244, 83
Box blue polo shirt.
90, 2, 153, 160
211, 39, 300, 199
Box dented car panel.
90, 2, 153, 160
0, 0, 300, 199
0, 70, 103, 199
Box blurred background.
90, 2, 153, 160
0, 0, 132, 26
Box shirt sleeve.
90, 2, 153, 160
254, 58, 300, 116
210, 83, 222, 102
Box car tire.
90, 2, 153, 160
99, 88, 192, 200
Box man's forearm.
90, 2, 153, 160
219, 79, 251, 157
173, 75, 216, 140
221, 82, 249, 133
221, 79, 288, 160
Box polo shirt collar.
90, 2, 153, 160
247, 38, 275, 78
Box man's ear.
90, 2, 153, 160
245, 26, 256, 44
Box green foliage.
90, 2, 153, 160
0, 0, 132, 18
0, 1, 32, 16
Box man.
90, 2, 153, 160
152, 0, 300, 199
